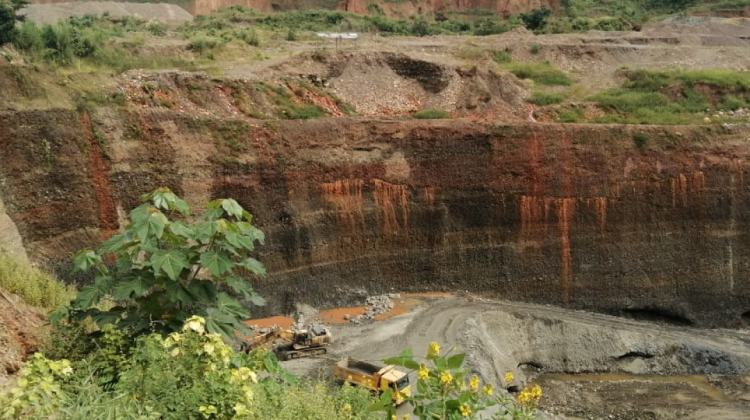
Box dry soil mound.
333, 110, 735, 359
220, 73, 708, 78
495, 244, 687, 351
22, 2, 193, 25
0, 288, 45, 391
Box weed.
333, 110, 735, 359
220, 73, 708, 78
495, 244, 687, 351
633, 132, 649, 149
492, 50, 512, 63
530, 43, 541, 54
527, 91, 566, 105
413, 109, 450, 119
501, 61, 572, 86
555, 108, 585, 123
0, 251, 76, 310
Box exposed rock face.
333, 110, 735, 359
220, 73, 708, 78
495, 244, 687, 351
1, 108, 750, 328
339, 0, 560, 17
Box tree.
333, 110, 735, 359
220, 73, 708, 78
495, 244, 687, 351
58, 188, 268, 342
520, 8, 551, 32
0, 0, 27, 45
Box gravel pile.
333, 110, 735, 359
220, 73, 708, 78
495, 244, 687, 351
348, 293, 399, 324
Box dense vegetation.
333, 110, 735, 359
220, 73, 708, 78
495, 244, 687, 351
0, 188, 541, 420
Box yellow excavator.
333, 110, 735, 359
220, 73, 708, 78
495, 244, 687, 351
244, 324, 332, 360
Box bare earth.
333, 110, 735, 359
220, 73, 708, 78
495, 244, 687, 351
285, 295, 750, 420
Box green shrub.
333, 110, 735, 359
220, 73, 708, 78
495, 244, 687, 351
527, 91, 565, 105
530, 43, 541, 54
633, 132, 649, 149
413, 109, 450, 119
556, 107, 585, 123
62, 188, 267, 341
189, 36, 219, 54
0, 251, 76, 310
502, 61, 573, 86
146, 21, 166, 36
492, 50, 511, 63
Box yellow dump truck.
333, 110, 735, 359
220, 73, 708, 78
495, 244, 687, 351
333, 357, 411, 405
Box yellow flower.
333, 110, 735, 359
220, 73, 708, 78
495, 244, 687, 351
469, 375, 480, 392
427, 342, 440, 358
418, 363, 429, 380
459, 403, 472, 417
504, 371, 514, 385
198, 405, 217, 419
482, 383, 494, 396
516, 384, 543, 408
342, 403, 352, 412
184, 315, 206, 334
234, 403, 250, 416
203, 343, 215, 356
439, 371, 453, 385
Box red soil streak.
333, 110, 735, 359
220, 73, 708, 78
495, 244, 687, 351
320, 179, 365, 230
373, 179, 409, 235
692, 171, 705, 193
244, 315, 295, 329
297, 87, 346, 117
527, 132, 544, 196
423, 186, 437, 206
556, 198, 576, 303
319, 306, 366, 324
586, 197, 608, 235
81, 112, 118, 239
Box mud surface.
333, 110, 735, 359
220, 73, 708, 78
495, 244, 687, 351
284, 294, 750, 419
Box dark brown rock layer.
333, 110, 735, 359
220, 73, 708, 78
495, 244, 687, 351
2, 109, 750, 327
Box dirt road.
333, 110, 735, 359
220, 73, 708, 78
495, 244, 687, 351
286, 294, 750, 419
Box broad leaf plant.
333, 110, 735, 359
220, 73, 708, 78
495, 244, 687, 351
57, 188, 267, 342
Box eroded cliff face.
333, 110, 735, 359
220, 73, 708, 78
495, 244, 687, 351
2, 108, 750, 327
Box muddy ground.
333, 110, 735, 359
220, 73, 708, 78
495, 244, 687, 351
281, 294, 750, 420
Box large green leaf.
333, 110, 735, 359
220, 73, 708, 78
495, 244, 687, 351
200, 251, 234, 277
129, 203, 153, 224
98, 233, 133, 255
73, 284, 105, 309
151, 249, 190, 281
134, 211, 168, 242
193, 221, 218, 241
73, 250, 101, 272
165, 281, 193, 303
221, 198, 244, 219
248, 291, 266, 307
216, 292, 251, 319
150, 189, 189, 214
240, 257, 266, 276
446, 353, 466, 370
204, 307, 239, 340
188, 280, 218, 304
226, 276, 253, 299
111, 276, 153, 301
169, 222, 195, 239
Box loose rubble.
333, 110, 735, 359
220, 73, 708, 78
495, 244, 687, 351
348, 293, 399, 324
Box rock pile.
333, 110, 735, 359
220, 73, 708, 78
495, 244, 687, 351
347, 294, 399, 324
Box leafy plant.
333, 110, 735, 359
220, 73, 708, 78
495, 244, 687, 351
0, 250, 76, 310
413, 109, 450, 119
58, 188, 267, 342
527, 92, 565, 105
501, 62, 572, 86
492, 51, 511, 63
375, 342, 539, 420
633, 132, 649, 149
530, 43, 540, 55
0, 0, 27, 45
0, 353, 73, 418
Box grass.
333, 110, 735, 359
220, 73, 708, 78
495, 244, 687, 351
0, 251, 76, 310
500, 61, 573, 86
527, 91, 566, 105
591, 68, 750, 124
413, 109, 450, 119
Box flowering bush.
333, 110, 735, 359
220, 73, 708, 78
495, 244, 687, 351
0, 353, 72, 418
376, 342, 540, 420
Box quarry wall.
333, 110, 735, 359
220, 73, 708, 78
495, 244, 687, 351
1, 108, 749, 326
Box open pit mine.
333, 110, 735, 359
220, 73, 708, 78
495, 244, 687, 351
1, 6, 750, 418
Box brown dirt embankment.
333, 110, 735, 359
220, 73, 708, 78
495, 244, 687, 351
0, 288, 45, 391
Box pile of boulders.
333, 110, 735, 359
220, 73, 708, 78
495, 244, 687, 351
704, 108, 750, 122
347, 294, 399, 324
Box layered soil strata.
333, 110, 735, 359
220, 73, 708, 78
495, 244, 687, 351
1, 109, 750, 327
